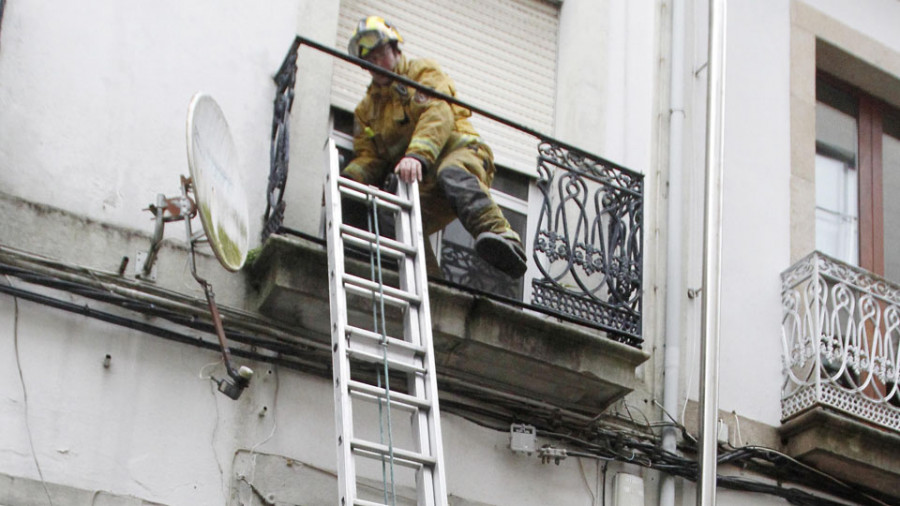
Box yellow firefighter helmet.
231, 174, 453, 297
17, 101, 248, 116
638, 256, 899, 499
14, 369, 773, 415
348, 16, 403, 59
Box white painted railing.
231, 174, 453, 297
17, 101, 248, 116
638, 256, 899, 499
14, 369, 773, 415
781, 252, 900, 432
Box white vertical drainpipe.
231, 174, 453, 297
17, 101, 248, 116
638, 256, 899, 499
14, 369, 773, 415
661, 0, 686, 504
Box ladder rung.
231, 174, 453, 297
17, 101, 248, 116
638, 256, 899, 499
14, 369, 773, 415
343, 274, 421, 305
342, 235, 407, 261
339, 177, 413, 209
341, 224, 418, 257
339, 186, 404, 214
346, 325, 424, 354
351, 439, 436, 469
354, 499, 391, 506
348, 379, 432, 411
346, 347, 427, 374
344, 283, 410, 309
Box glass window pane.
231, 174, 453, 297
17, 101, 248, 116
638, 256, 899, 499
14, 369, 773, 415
815, 154, 858, 266
816, 101, 858, 164
883, 111, 900, 284
815, 155, 845, 211
816, 78, 859, 267
491, 169, 531, 201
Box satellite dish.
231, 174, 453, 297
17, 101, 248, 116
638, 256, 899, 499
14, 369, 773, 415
186, 93, 250, 272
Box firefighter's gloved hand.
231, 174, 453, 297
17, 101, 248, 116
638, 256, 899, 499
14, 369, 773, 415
394, 156, 422, 183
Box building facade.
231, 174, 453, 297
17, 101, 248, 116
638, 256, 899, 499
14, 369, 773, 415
1, 0, 899, 505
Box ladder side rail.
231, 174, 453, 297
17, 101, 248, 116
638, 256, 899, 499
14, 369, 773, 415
324, 139, 358, 505
396, 181, 448, 506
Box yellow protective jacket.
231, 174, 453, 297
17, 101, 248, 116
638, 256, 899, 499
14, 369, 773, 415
342, 55, 482, 186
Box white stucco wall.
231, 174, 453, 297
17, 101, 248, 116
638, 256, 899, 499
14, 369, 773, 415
714, 0, 793, 426
556, 0, 658, 174
0, 0, 308, 247
664, 0, 795, 429
803, 0, 900, 50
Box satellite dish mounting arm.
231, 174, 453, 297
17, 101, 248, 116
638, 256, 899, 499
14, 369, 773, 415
139, 180, 197, 280
180, 176, 253, 400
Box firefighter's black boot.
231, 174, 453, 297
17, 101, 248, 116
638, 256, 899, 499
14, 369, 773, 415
437, 166, 527, 278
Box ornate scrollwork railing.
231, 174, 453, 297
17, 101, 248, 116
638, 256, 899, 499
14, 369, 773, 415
264, 37, 644, 347
440, 241, 522, 300
262, 38, 299, 241
531, 142, 643, 343
781, 252, 900, 433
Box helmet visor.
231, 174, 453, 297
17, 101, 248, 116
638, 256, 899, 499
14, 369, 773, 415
349, 30, 388, 59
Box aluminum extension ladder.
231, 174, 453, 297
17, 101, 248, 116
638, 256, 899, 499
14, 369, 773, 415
323, 139, 448, 506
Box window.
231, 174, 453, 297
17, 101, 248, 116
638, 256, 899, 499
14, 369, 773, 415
816, 75, 900, 284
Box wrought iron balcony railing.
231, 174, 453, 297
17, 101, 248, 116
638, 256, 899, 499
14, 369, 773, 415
781, 251, 900, 433
263, 36, 644, 347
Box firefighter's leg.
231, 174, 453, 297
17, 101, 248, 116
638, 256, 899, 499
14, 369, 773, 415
418, 174, 456, 278
433, 145, 527, 278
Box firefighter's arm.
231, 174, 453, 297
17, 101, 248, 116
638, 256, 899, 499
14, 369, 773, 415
342, 110, 389, 186
405, 63, 455, 170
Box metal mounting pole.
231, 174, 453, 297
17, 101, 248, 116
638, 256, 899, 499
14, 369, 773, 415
698, 0, 727, 504
180, 177, 253, 400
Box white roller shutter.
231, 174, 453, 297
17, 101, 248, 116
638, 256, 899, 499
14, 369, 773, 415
332, 0, 559, 175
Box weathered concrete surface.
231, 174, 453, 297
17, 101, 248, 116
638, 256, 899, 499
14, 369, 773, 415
229, 450, 497, 506
0, 473, 165, 506
248, 234, 650, 416
779, 406, 900, 498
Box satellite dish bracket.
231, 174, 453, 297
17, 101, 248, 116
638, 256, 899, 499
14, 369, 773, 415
138, 176, 197, 281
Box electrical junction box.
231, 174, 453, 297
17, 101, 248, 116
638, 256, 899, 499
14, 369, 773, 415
612, 473, 644, 506
509, 424, 536, 454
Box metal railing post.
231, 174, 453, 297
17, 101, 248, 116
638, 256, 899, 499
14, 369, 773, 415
698, 0, 727, 503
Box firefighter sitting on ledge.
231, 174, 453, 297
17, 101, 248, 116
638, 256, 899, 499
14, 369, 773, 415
341, 15, 527, 279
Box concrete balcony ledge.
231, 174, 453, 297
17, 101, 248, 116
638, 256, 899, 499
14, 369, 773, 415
248, 234, 649, 416
779, 406, 900, 498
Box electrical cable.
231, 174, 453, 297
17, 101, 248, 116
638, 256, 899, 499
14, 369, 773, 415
199, 359, 223, 380
577, 458, 596, 505
535, 417, 891, 505
732, 410, 744, 447
601, 461, 608, 506
208, 379, 226, 501
253, 368, 280, 454
7, 276, 54, 506
242, 367, 281, 505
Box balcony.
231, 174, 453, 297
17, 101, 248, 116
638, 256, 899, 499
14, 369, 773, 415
252, 36, 648, 416
780, 251, 900, 497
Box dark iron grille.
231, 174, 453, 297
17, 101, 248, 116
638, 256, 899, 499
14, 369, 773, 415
531, 142, 643, 340
440, 241, 522, 300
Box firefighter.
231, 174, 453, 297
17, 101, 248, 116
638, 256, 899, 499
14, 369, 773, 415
342, 16, 527, 279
